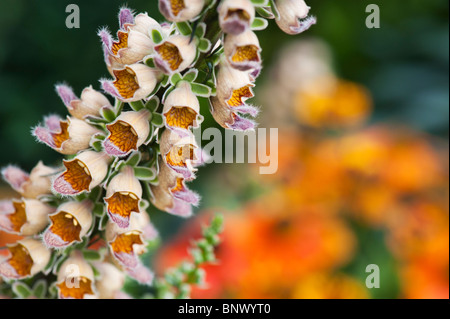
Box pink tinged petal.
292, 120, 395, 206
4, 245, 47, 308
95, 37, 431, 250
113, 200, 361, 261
101, 80, 122, 100
55, 84, 78, 108
291, 16, 317, 34
142, 224, 158, 241
192, 148, 209, 167
0, 201, 15, 233
222, 16, 249, 35
229, 116, 255, 131
42, 229, 70, 248
107, 210, 130, 229
125, 264, 154, 285
0, 200, 14, 214
0, 261, 20, 279
159, 0, 173, 20
52, 174, 80, 196
113, 251, 139, 269
166, 126, 193, 139
45, 115, 63, 131
250, 67, 261, 79
102, 139, 129, 157
234, 104, 259, 117
1, 166, 29, 191
154, 56, 172, 74
173, 187, 200, 206
168, 198, 193, 217
167, 164, 196, 180
119, 7, 134, 30
33, 126, 57, 149
114, 291, 132, 299
98, 28, 113, 52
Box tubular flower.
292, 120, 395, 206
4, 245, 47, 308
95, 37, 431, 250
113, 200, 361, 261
106, 212, 156, 285
42, 200, 93, 249
153, 35, 197, 74
53, 150, 111, 196
210, 61, 258, 130
274, 0, 316, 35
104, 166, 143, 228
55, 84, 112, 120
159, 129, 200, 180
93, 262, 127, 299
103, 109, 151, 157
0, 238, 50, 280
163, 81, 203, 138
224, 29, 261, 73
56, 252, 97, 299
218, 0, 255, 35
150, 157, 199, 217
159, 0, 205, 22
33, 115, 101, 155
0, 198, 54, 236
99, 9, 159, 70
101, 63, 161, 102
1, 161, 55, 198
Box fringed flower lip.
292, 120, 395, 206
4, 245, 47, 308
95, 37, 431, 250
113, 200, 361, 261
210, 61, 259, 130
101, 63, 160, 102
56, 84, 112, 120
224, 29, 261, 72
153, 34, 197, 74
104, 166, 143, 229
218, 0, 255, 35
42, 200, 93, 249
159, 0, 205, 22
274, 0, 316, 35
105, 212, 156, 285
0, 198, 54, 236
103, 109, 151, 157
163, 81, 203, 138
56, 252, 97, 299
33, 115, 101, 155
0, 238, 51, 280
53, 150, 111, 196
1, 161, 55, 199
150, 157, 199, 218
159, 129, 200, 180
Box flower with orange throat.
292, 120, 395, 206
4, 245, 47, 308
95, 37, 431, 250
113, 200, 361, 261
224, 29, 261, 74
104, 166, 143, 228
103, 109, 151, 157
210, 61, 258, 131
42, 200, 93, 249
0, 238, 51, 280
0, 198, 54, 236
101, 63, 161, 102
153, 35, 197, 74
150, 158, 199, 217
159, 0, 205, 22
99, 9, 160, 71
163, 81, 203, 138
106, 212, 157, 285
1, 161, 55, 199
33, 115, 101, 155
53, 150, 111, 196
218, 0, 255, 35
56, 252, 97, 299
55, 84, 112, 120
274, 0, 316, 35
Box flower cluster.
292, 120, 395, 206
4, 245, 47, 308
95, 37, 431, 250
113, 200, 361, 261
0, 0, 315, 299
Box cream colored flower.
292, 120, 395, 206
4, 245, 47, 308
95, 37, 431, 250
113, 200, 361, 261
153, 35, 197, 74
218, 0, 255, 35
159, 0, 205, 22
93, 262, 126, 299
275, 0, 316, 35
224, 29, 261, 72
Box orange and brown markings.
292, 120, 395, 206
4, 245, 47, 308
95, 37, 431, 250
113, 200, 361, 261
166, 145, 195, 167
111, 31, 129, 55
165, 107, 197, 129
52, 120, 70, 148
155, 42, 183, 71
7, 244, 33, 277
57, 277, 94, 299
225, 9, 251, 21
105, 192, 139, 218
171, 178, 184, 193
106, 121, 138, 153
62, 160, 92, 192
110, 232, 143, 254
227, 86, 253, 107
170, 0, 186, 16
49, 212, 82, 244
113, 68, 140, 99
232, 45, 260, 63
8, 201, 27, 232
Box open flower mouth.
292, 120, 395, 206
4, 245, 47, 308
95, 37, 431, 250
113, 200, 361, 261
227, 86, 254, 107
166, 145, 195, 167
44, 211, 82, 247
105, 191, 140, 228
105, 120, 139, 156
0, 244, 33, 279
57, 159, 92, 194
113, 68, 140, 99
0, 200, 26, 233
225, 9, 251, 22
155, 42, 183, 72
110, 231, 144, 268
51, 120, 70, 149
111, 31, 129, 55
57, 276, 94, 299
232, 45, 260, 64
169, 0, 186, 16
164, 107, 197, 130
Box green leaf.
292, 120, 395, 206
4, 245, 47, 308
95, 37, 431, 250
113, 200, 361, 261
145, 96, 160, 112
182, 69, 198, 82
151, 113, 164, 127
12, 282, 32, 299
268, 0, 280, 19
89, 186, 103, 202
190, 82, 212, 97
251, 17, 268, 30
99, 212, 109, 230
251, 0, 269, 6
176, 22, 192, 36
32, 280, 47, 299
134, 167, 157, 181
144, 57, 155, 68
93, 202, 105, 217
198, 38, 211, 53
90, 139, 103, 152
170, 73, 183, 86
129, 100, 145, 111
101, 106, 117, 122
256, 6, 275, 19
151, 29, 163, 44
83, 250, 102, 261
126, 151, 142, 167
160, 75, 170, 87
194, 22, 206, 38
210, 213, 224, 234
